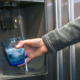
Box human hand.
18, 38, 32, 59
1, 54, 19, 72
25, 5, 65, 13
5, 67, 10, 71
16, 38, 48, 66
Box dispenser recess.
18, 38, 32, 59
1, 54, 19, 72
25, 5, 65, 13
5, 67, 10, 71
0, 0, 47, 79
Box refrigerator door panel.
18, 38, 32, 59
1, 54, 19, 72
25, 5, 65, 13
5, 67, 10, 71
62, 1, 70, 80
74, 0, 80, 80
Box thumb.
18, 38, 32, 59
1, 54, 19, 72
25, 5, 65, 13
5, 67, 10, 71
16, 39, 33, 49
16, 40, 31, 49
16, 40, 24, 49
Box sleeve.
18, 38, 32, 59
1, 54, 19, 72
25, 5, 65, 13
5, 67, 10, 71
42, 16, 80, 54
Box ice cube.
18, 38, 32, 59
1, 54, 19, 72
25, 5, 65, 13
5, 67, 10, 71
5, 48, 24, 58
5, 48, 12, 54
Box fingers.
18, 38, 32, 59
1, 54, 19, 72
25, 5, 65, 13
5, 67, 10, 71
16, 39, 33, 49
17, 62, 25, 67
16, 40, 25, 49
16, 40, 27, 49
16, 38, 41, 49
17, 57, 31, 67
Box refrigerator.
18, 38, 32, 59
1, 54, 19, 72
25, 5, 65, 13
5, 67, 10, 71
0, 0, 80, 80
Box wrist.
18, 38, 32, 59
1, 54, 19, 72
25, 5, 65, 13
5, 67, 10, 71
40, 38, 48, 53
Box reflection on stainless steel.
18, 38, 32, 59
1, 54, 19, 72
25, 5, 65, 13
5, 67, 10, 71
33, 0, 44, 2
55, 0, 63, 80
45, 0, 56, 80
61, 0, 70, 80
68, 0, 76, 80
45, 0, 80, 80
74, 0, 80, 80
18, 15, 25, 39
18, 15, 28, 72
46, 0, 54, 31
47, 2, 52, 6
74, 0, 80, 3
54, 0, 59, 80
62, 0, 80, 6
58, 0, 63, 79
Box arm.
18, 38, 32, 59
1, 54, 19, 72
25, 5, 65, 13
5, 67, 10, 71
16, 16, 80, 66
42, 16, 80, 54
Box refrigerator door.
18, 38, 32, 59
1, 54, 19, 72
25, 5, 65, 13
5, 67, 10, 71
74, 0, 80, 80
54, 0, 80, 80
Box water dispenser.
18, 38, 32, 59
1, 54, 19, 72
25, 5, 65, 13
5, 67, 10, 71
0, 0, 47, 79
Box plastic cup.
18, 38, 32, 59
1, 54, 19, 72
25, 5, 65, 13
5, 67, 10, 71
3, 37, 25, 66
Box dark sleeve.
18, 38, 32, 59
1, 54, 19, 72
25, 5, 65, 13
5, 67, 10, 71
42, 16, 80, 54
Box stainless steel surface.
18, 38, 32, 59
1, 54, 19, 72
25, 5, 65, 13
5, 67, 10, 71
55, 0, 58, 29
18, 16, 28, 72
45, 0, 80, 80
0, 0, 44, 3
59, 0, 79, 80
56, 52, 60, 80
68, 0, 76, 80
70, 45, 76, 80
55, 0, 63, 80
31, 0, 44, 2
68, 0, 74, 21
54, 0, 59, 80
74, 0, 80, 80
44, 0, 48, 75
45, 0, 54, 31
18, 16, 25, 40
61, 0, 70, 80
58, 0, 63, 79
45, 0, 56, 80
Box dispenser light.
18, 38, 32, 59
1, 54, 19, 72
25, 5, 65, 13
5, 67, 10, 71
15, 19, 17, 23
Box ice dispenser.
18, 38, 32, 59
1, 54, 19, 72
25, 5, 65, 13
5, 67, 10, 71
0, 0, 47, 79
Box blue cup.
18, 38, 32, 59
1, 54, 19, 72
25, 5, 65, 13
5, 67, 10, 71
3, 37, 25, 66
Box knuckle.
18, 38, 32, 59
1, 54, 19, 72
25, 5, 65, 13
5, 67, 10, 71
19, 41, 23, 44
30, 55, 34, 59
